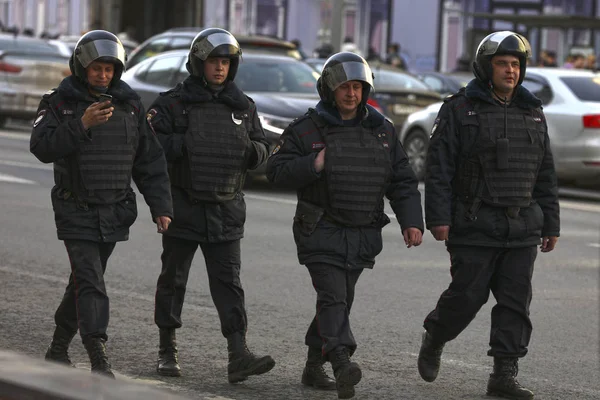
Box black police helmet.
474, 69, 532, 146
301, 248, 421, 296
473, 31, 531, 87
69, 30, 127, 86
186, 28, 241, 81
318, 51, 374, 106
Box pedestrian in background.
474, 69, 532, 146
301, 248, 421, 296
385, 42, 407, 70
267, 51, 423, 399
31, 30, 173, 378
147, 28, 275, 383
417, 31, 559, 400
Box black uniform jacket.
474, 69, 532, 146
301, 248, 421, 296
425, 79, 560, 247
148, 76, 270, 243
267, 101, 424, 270
30, 76, 173, 242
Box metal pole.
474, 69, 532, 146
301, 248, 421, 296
331, 0, 344, 52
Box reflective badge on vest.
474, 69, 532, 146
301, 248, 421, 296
533, 117, 542, 122
232, 112, 243, 125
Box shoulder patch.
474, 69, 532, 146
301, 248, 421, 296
271, 139, 284, 155
42, 89, 57, 99
33, 109, 47, 127
146, 108, 158, 121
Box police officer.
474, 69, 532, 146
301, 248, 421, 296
267, 52, 424, 399
148, 28, 275, 382
31, 30, 173, 378
417, 31, 559, 400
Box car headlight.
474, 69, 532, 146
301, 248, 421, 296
258, 113, 292, 135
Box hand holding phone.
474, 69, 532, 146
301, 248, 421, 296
98, 94, 112, 108
81, 94, 114, 130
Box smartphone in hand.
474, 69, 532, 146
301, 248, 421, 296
98, 94, 112, 108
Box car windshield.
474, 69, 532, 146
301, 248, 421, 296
560, 76, 600, 102
236, 59, 319, 93
372, 69, 430, 91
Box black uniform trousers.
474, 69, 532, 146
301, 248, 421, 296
424, 245, 537, 358
54, 239, 116, 340
154, 235, 247, 337
305, 262, 363, 358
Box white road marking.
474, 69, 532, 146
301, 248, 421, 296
588, 243, 600, 248
0, 131, 30, 141
0, 173, 36, 185
0, 159, 52, 170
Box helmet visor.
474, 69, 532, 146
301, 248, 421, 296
193, 32, 240, 61
323, 61, 374, 91
477, 31, 532, 58
76, 39, 126, 68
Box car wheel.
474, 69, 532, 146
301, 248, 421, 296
403, 128, 429, 181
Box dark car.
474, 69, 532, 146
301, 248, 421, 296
121, 50, 320, 175
367, 63, 442, 129
417, 71, 471, 96
126, 28, 302, 69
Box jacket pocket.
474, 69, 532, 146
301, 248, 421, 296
221, 192, 246, 230
293, 200, 324, 237
115, 191, 138, 229
359, 228, 383, 262
522, 202, 544, 237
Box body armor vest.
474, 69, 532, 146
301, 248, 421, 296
457, 101, 545, 207
55, 101, 138, 194
171, 102, 250, 201
322, 123, 391, 226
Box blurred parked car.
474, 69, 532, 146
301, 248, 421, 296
121, 50, 320, 175
399, 68, 600, 186
368, 63, 442, 129
126, 28, 301, 69
0, 33, 70, 127
58, 34, 139, 56
417, 71, 471, 96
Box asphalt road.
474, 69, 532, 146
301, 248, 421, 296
0, 125, 598, 400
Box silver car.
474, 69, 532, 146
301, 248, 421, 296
0, 34, 70, 127
400, 68, 600, 187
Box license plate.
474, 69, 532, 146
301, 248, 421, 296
393, 104, 422, 115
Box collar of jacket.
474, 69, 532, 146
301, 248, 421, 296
465, 78, 542, 109
181, 76, 250, 110
57, 75, 140, 102
314, 101, 385, 128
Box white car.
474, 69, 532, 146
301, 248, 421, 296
399, 68, 600, 187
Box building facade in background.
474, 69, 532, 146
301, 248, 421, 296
1, 0, 599, 72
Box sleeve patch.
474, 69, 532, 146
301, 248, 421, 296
146, 108, 158, 121
33, 110, 47, 127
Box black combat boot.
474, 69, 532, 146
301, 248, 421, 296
157, 328, 181, 376
329, 346, 362, 399
487, 357, 534, 399
301, 346, 336, 390
44, 325, 77, 367
226, 332, 275, 383
418, 330, 445, 382
83, 337, 115, 379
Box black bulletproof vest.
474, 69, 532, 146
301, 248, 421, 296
172, 102, 249, 201
322, 123, 391, 226
457, 101, 545, 207
56, 102, 138, 194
